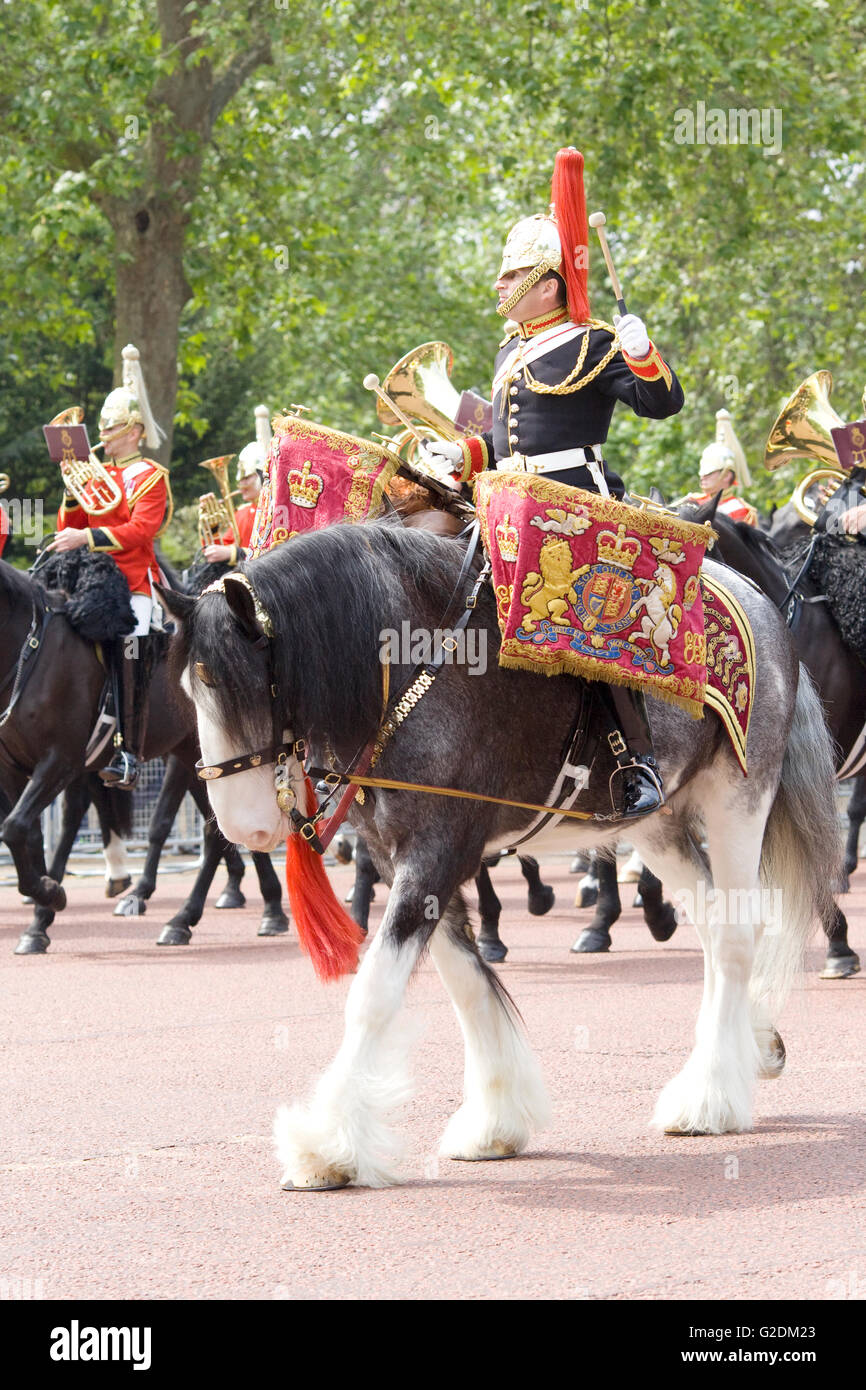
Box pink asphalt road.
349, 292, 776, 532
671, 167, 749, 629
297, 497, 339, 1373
0, 854, 863, 1302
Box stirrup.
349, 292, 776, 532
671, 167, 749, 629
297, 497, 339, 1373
608, 744, 664, 820
99, 750, 139, 790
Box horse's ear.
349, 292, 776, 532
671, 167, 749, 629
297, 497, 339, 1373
156, 584, 195, 628
223, 574, 267, 645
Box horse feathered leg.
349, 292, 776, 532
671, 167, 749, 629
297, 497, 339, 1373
429, 896, 550, 1160
275, 868, 435, 1190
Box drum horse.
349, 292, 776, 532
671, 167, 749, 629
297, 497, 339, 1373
163, 513, 838, 1190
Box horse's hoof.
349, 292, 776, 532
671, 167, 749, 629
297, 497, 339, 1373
104, 875, 132, 899
647, 904, 679, 942
114, 895, 146, 917
664, 1126, 708, 1137
569, 854, 590, 875
575, 878, 598, 909
333, 837, 354, 866
258, 913, 290, 937
571, 928, 611, 953
819, 952, 861, 980
14, 932, 50, 955
528, 886, 555, 916
478, 939, 508, 963
448, 1140, 518, 1161
759, 1029, 786, 1079
156, 924, 192, 946
214, 886, 246, 910
281, 1165, 350, 1191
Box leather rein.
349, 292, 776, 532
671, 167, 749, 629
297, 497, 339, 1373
193, 524, 594, 851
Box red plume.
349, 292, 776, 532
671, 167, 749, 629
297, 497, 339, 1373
550, 147, 590, 324
284, 775, 365, 982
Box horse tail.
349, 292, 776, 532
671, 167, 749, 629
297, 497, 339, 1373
753, 662, 840, 1015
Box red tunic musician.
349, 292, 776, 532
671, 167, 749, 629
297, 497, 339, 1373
46, 344, 172, 789
202, 438, 266, 568
683, 410, 757, 525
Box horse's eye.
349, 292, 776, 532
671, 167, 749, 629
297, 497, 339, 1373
194, 661, 216, 687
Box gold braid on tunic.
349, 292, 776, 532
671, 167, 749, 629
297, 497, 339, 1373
502, 319, 621, 399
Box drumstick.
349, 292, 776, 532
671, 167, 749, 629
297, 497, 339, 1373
588, 211, 628, 317
363, 374, 428, 451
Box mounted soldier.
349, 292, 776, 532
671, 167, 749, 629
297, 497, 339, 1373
684, 408, 757, 525
201, 405, 271, 568
46, 344, 172, 789
422, 147, 685, 816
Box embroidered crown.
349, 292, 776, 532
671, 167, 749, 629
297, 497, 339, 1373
495, 513, 519, 563
597, 524, 640, 571
288, 459, 323, 509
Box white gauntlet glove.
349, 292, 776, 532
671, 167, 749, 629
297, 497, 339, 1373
419, 437, 464, 484
613, 313, 651, 360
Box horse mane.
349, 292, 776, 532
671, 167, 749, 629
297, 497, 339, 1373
187, 522, 479, 751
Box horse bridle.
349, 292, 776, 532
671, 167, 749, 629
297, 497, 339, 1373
193, 528, 490, 848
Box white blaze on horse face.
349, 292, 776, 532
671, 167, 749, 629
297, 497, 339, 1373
181, 667, 287, 852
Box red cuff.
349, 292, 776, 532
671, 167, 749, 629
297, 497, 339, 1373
458, 435, 490, 483
622, 340, 673, 390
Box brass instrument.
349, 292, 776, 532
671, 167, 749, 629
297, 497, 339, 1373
374, 342, 464, 443
763, 372, 849, 525
0, 474, 9, 494
197, 455, 240, 547
48, 406, 124, 515
764, 370, 846, 471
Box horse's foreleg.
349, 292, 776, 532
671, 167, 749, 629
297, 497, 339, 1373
475, 862, 506, 963
429, 898, 550, 1160
819, 902, 860, 979
275, 870, 435, 1190
571, 850, 620, 952
638, 865, 678, 942
349, 836, 379, 935
520, 854, 555, 916
3, 757, 72, 918
251, 850, 289, 936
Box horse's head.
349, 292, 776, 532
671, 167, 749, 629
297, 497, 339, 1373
159, 576, 292, 853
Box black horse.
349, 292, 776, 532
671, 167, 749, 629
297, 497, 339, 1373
165, 520, 836, 1184
0, 556, 286, 952
682, 501, 862, 978
345, 832, 554, 961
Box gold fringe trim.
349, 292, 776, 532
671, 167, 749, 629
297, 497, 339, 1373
497, 648, 705, 719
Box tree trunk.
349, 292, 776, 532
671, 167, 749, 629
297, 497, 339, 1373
110, 199, 191, 467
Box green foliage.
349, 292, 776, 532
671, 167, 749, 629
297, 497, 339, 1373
1, 0, 864, 563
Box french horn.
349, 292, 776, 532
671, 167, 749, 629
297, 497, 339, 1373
47, 406, 123, 516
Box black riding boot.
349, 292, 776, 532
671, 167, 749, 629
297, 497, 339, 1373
100, 638, 151, 790
598, 684, 664, 818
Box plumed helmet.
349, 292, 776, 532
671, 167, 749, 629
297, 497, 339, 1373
98, 344, 165, 451
497, 148, 590, 323
699, 409, 751, 487
236, 404, 272, 483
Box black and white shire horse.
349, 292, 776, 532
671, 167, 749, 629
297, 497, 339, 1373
165, 521, 838, 1188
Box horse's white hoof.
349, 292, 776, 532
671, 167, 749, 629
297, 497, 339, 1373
447, 1138, 519, 1162
652, 1066, 752, 1136
280, 1162, 351, 1191
757, 1028, 786, 1080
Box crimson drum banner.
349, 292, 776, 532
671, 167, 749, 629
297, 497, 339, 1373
250, 414, 401, 556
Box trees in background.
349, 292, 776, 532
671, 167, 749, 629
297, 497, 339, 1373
1, 0, 864, 562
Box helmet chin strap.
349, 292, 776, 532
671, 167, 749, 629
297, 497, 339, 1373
496, 259, 558, 318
